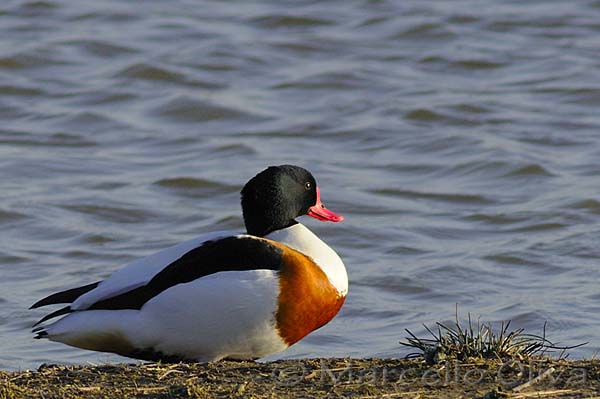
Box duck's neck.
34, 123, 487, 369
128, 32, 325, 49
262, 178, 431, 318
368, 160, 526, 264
266, 223, 348, 295
245, 218, 298, 238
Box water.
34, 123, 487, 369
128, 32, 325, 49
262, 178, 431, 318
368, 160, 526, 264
2, 0, 600, 371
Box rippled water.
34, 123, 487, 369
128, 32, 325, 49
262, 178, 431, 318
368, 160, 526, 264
2, 0, 600, 370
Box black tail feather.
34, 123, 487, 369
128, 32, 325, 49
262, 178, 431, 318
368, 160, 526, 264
34, 330, 49, 339
32, 306, 72, 327
30, 281, 101, 309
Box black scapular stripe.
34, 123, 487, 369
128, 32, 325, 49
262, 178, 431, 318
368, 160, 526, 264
88, 236, 283, 311
30, 281, 101, 309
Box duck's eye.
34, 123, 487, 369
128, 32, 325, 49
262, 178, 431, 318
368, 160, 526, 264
304, 182, 311, 190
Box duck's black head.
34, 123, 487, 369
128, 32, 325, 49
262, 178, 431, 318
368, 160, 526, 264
241, 165, 343, 237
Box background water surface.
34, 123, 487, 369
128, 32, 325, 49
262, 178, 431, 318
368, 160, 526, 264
2, 0, 600, 370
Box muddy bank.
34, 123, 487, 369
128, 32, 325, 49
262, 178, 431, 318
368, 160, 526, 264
2, 358, 599, 398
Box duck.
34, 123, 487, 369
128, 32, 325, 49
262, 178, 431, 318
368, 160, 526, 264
30, 165, 348, 362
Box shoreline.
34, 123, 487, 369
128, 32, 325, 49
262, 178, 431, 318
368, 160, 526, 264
3, 357, 599, 398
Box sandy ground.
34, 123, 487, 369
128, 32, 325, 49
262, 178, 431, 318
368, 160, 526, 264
2, 358, 599, 399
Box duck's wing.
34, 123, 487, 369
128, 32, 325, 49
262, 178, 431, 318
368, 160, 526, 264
32, 235, 286, 328
85, 235, 284, 311
31, 230, 237, 313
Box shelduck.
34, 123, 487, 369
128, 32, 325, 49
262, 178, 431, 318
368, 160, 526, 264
31, 165, 348, 362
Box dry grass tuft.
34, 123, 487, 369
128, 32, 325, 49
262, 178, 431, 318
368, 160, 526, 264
400, 312, 586, 365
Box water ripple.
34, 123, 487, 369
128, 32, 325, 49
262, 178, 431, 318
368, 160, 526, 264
505, 164, 555, 177
0, 49, 74, 69
59, 39, 139, 58
354, 275, 430, 296
0, 84, 44, 96
566, 199, 600, 215
154, 177, 238, 198
273, 71, 372, 90
61, 204, 156, 224
152, 95, 268, 123
250, 15, 334, 28
0, 209, 27, 223
371, 188, 494, 205
117, 63, 223, 89
0, 130, 96, 147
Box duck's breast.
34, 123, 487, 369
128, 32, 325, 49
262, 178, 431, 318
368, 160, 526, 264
270, 240, 346, 345
267, 223, 348, 296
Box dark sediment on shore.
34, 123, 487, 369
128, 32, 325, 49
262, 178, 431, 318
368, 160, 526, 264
2, 358, 599, 398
